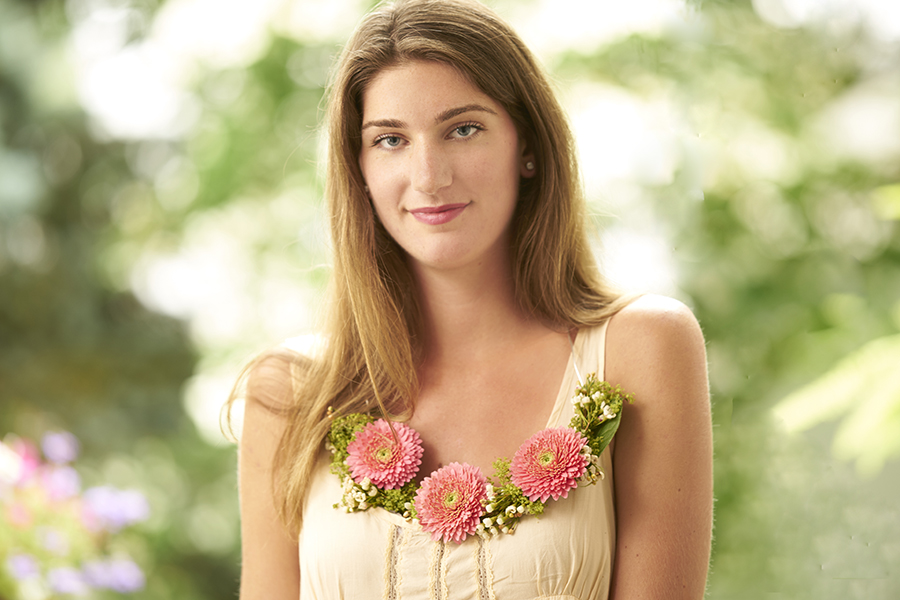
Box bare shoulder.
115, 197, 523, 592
244, 346, 312, 412
608, 293, 703, 347
236, 346, 310, 449
237, 346, 304, 599
606, 294, 705, 385
605, 295, 713, 598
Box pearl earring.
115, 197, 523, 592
525, 161, 535, 171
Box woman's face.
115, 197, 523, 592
358, 60, 533, 274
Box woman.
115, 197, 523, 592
232, 0, 712, 598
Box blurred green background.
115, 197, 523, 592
2, 0, 898, 597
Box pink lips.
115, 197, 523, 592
408, 203, 469, 225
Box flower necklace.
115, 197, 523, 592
326, 373, 632, 543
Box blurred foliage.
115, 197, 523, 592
556, 1, 900, 597
0, 0, 239, 598
2, 0, 899, 598
774, 332, 900, 476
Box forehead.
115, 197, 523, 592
361, 60, 501, 120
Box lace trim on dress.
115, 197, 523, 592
475, 536, 495, 600
384, 524, 403, 600
430, 540, 448, 600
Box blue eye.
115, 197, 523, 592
377, 135, 403, 148
453, 123, 481, 138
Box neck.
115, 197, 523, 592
410, 251, 546, 367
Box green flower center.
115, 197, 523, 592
442, 490, 459, 508
374, 446, 393, 464
538, 451, 556, 467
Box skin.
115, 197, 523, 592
358, 61, 567, 476
237, 59, 712, 599
358, 60, 531, 276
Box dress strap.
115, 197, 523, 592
570, 319, 611, 384
567, 330, 585, 387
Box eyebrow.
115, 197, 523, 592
361, 103, 497, 131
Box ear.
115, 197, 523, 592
518, 138, 536, 178
520, 156, 536, 178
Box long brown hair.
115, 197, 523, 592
228, 0, 630, 536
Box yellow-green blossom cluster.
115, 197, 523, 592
476, 459, 545, 538
327, 414, 419, 516
569, 374, 632, 460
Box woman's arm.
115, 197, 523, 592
606, 294, 713, 600
237, 356, 301, 599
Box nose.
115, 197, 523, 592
410, 141, 451, 195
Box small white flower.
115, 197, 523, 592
404, 502, 412, 510
476, 523, 485, 533
517, 506, 525, 514
505, 506, 516, 516
483, 517, 493, 527
501, 526, 510, 534
485, 503, 495, 513
361, 477, 371, 491
497, 516, 505, 525
359, 501, 368, 510
368, 487, 378, 497
490, 527, 498, 535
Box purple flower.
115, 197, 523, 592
41, 431, 80, 464
48, 567, 90, 595
41, 465, 81, 501
6, 554, 39, 580
118, 489, 150, 523
107, 558, 146, 592
82, 486, 150, 532
83, 558, 146, 593
39, 527, 70, 556
82, 560, 113, 588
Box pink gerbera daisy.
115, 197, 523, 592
510, 427, 589, 502
346, 420, 424, 489
414, 462, 487, 543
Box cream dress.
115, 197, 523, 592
296, 322, 616, 600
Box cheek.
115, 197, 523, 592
367, 181, 399, 225
360, 160, 388, 206
367, 185, 405, 241
360, 152, 398, 192
467, 147, 519, 195
369, 195, 392, 225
